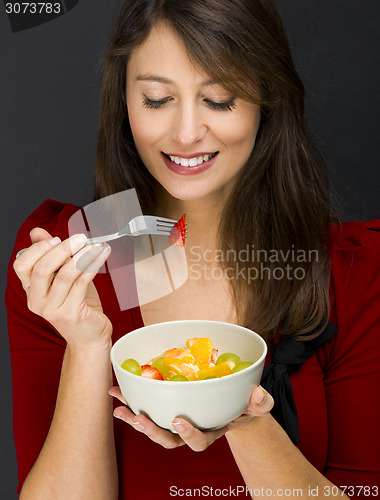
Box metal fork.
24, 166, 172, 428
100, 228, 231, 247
15, 215, 179, 259
86, 215, 177, 244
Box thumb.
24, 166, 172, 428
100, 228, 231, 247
30, 227, 53, 243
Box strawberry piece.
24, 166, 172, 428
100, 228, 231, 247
211, 348, 218, 364
168, 214, 186, 247
141, 364, 164, 380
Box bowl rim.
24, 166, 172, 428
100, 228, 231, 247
110, 319, 267, 385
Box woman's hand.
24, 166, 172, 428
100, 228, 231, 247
109, 385, 274, 451
13, 227, 113, 349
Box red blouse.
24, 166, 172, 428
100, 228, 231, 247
5, 200, 380, 499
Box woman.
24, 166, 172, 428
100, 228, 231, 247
6, 0, 380, 498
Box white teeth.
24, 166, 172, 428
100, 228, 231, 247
168, 153, 216, 167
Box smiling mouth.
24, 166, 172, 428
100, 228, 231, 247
163, 152, 219, 167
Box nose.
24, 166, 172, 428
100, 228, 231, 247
171, 102, 207, 146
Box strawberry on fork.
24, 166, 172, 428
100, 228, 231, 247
168, 214, 187, 247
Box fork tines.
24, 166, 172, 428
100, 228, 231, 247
156, 219, 188, 239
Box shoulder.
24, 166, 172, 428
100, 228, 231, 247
324, 220, 380, 365
329, 219, 380, 252
328, 219, 380, 289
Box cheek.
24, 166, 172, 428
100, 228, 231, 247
219, 115, 261, 152
127, 101, 147, 148
216, 104, 260, 146
126, 94, 163, 152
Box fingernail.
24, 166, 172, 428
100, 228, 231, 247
102, 244, 111, 255
72, 234, 87, 245
131, 420, 144, 430
113, 413, 124, 421
48, 237, 61, 246
92, 243, 107, 253
256, 389, 266, 405
172, 421, 185, 432
91, 243, 111, 255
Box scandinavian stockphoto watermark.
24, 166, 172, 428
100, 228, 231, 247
66, 188, 318, 312
189, 245, 319, 283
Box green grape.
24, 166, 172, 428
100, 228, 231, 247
151, 357, 170, 377
216, 352, 241, 367
231, 361, 253, 374
169, 374, 189, 381
121, 358, 142, 376
201, 375, 218, 380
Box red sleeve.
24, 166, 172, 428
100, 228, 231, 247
324, 220, 380, 496
5, 200, 80, 494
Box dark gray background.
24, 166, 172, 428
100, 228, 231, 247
1, 1, 379, 496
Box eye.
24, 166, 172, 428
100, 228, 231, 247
205, 98, 237, 111
142, 95, 172, 109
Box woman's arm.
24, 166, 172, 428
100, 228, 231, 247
20, 344, 118, 500
11, 227, 118, 500
225, 414, 348, 500
110, 386, 348, 500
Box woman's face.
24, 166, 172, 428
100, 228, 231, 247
126, 24, 261, 203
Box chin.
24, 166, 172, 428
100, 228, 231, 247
164, 183, 215, 202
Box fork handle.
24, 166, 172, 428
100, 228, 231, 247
86, 233, 128, 244
14, 237, 116, 259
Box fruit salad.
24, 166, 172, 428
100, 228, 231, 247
120, 337, 252, 381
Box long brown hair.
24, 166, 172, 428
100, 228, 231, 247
95, 0, 339, 343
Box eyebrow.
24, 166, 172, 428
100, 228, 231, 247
136, 75, 216, 87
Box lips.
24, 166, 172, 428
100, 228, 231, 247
161, 151, 218, 175
163, 152, 219, 168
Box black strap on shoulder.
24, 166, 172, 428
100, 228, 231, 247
260, 320, 337, 444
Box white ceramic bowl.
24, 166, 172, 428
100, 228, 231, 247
110, 320, 267, 431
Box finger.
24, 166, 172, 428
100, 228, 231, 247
114, 410, 184, 449
109, 386, 128, 405
245, 386, 274, 417
171, 418, 220, 452
15, 227, 55, 260
27, 234, 88, 301
113, 405, 137, 422
14, 235, 62, 290
45, 243, 110, 309
30, 227, 54, 243
62, 244, 111, 309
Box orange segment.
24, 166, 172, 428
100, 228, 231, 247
164, 370, 177, 381
198, 360, 235, 379
198, 362, 215, 371
163, 353, 199, 381
148, 348, 187, 366
163, 348, 186, 357
186, 338, 213, 365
